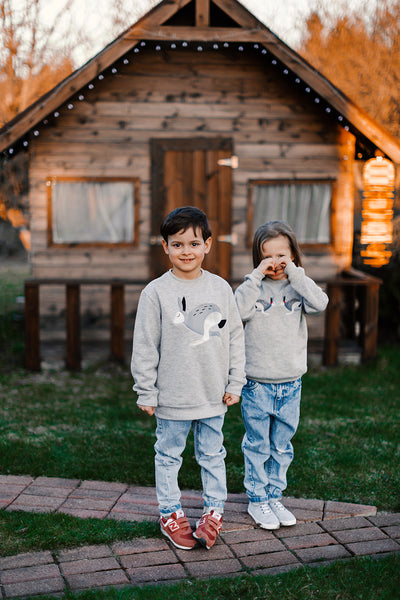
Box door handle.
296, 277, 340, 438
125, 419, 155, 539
217, 156, 239, 169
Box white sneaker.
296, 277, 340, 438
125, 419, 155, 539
248, 502, 280, 530
269, 499, 296, 526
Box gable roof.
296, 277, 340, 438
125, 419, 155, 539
1, 0, 400, 162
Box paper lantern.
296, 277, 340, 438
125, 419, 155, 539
360, 155, 395, 266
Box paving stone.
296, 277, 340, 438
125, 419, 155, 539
6, 504, 53, 514
174, 544, 234, 562
61, 556, 121, 576
58, 507, 109, 519
284, 497, 324, 511
325, 500, 376, 517
185, 558, 242, 578
320, 516, 372, 531
69, 488, 122, 500
0, 564, 61, 585
232, 538, 286, 557
119, 549, 178, 569
294, 544, 351, 563
127, 563, 187, 584
8, 493, 64, 509
0, 483, 27, 495
284, 533, 337, 550
250, 563, 303, 577
332, 527, 387, 544
221, 528, 275, 544
346, 539, 400, 556
112, 538, 169, 555
0, 551, 54, 570
58, 545, 112, 562
368, 513, 400, 527
109, 511, 155, 522
241, 550, 299, 570
61, 497, 117, 511
79, 480, 128, 492
66, 569, 129, 590
293, 509, 324, 522
111, 500, 158, 515
2, 576, 65, 598
382, 525, 400, 539
0, 475, 33, 485
31, 476, 79, 488
276, 522, 324, 538
19, 485, 72, 498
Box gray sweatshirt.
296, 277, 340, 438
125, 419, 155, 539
131, 269, 246, 420
235, 262, 328, 383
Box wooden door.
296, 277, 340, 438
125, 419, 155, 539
150, 137, 233, 280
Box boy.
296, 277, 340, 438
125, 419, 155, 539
131, 206, 245, 550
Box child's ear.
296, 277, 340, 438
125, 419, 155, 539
161, 239, 169, 255
204, 236, 212, 254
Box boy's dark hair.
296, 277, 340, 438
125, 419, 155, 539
252, 220, 303, 269
160, 206, 212, 242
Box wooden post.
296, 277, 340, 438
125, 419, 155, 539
24, 281, 41, 371
323, 283, 342, 366
110, 283, 125, 362
360, 282, 380, 361
66, 284, 81, 371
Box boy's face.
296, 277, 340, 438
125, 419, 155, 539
162, 227, 212, 279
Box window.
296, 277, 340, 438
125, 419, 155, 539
249, 181, 333, 245
47, 177, 139, 246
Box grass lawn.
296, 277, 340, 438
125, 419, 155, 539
0, 266, 399, 599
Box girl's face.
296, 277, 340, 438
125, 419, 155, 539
260, 235, 293, 280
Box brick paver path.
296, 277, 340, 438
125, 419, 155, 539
0, 475, 399, 599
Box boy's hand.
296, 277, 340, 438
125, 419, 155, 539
138, 404, 155, 416
223, 392, 240, 406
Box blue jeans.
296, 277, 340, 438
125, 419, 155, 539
154, 415, 227, 516
241, 378, 301, 503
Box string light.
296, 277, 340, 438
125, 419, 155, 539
1, 40, 363, 159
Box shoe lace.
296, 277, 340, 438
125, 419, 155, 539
259, 503, 273, 514
270, 500, 284, 511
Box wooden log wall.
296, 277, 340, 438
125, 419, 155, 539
29, 45, 353, 321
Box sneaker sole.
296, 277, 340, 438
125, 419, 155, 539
161, 525, 197, 550
192, 532, 213, 550
247, 507, 280, 530
278, 518, 297, 526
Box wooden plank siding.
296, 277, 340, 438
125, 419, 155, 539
29, 45, 349, 319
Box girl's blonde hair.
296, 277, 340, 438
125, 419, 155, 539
252, 221, 303, 269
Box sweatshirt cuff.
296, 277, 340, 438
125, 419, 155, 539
285, 262, 304, 280
247, 268, 265, 282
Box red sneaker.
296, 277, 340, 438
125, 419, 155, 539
193, 510, 223, 549
160, 509, 197, 550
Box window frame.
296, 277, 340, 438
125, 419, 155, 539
47, 176, 140, 248
247, 179, 335, 249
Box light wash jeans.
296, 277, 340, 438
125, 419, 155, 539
154, 415, 227, 516
241, 377, 301, 503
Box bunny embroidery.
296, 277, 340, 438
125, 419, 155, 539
173, 297, 226, 346
283, 295, 302, 313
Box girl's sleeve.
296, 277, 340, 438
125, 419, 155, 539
285, 262, 329, 314
130, 289, 161, 407
226, 290, 246, 396
234, 268, 264, 321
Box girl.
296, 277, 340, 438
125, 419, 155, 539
235, 221, 328, 529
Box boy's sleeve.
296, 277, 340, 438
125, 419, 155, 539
234, 269, 264, 321
131, 289, 161, 408
225, 290, 246, 397
285, 262, 329, 314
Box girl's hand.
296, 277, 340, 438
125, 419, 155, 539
257, 257, 275, 276
223, 392, 240, 406
138, 404, 155, 416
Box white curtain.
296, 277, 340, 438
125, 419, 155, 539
253, 183, 331, 243
52, 181, 134, 243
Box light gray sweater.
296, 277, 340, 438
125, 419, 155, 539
235, 262, 328, 383
131, 270, 246, 420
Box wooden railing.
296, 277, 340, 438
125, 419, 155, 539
24, 278, 147, 371
24, 269, 382, 371
323, 268, 382, 366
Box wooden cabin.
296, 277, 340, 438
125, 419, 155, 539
0, 0, 399, 370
